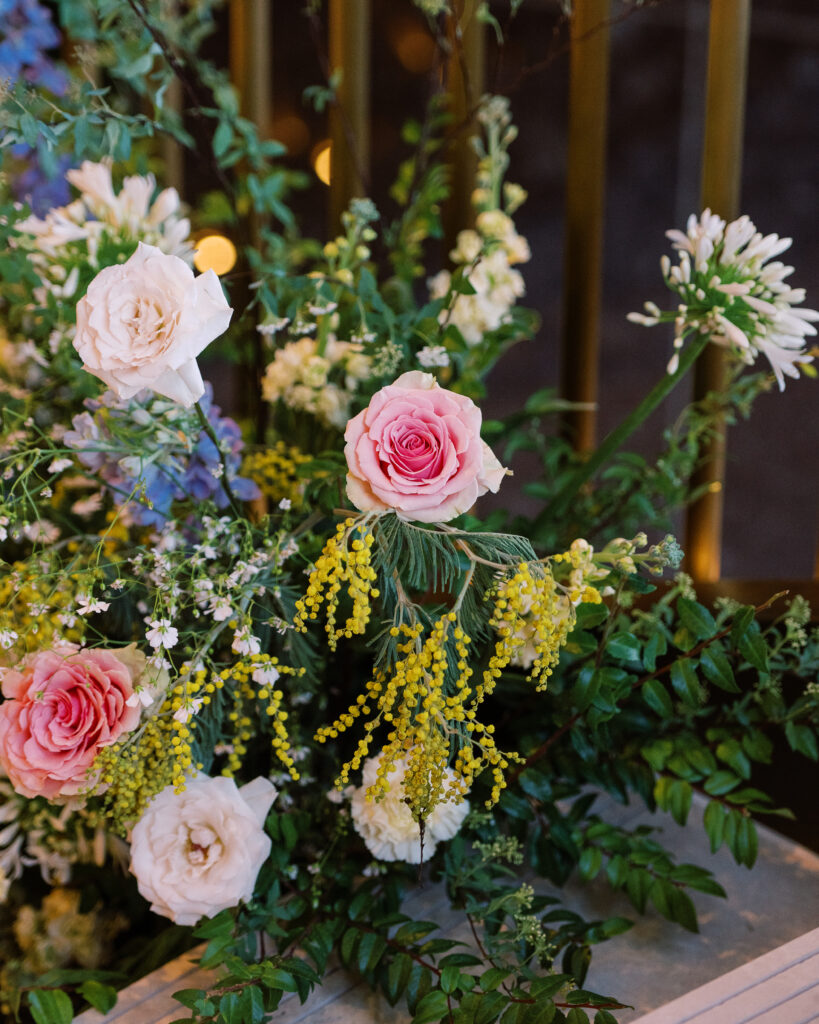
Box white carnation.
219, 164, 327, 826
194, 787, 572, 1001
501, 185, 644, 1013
349, 755, 469, 864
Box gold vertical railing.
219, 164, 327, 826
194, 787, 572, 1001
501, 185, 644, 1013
160, 74, 185, 193
328, 0, 371, 230
230, 0, 273, 138
559, 0, 611, 452
685, 0, 752, 583
443, 0, 486, 249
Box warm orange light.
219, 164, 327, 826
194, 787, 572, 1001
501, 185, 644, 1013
311, 140, 332, 186
193, 234, 237, 276
271, 113, 310, 157
393, 26, 436, 74
708, 480, 723, 493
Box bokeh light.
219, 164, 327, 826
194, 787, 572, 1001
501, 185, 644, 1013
311, 139, 332, 186
193, 234, 238, 276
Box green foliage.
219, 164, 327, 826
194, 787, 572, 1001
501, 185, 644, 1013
1, 5, 817, 1024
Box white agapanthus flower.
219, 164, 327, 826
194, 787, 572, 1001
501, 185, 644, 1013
17, 159, 193, 263
349, 754, 469, 864
628, 209, 817, 389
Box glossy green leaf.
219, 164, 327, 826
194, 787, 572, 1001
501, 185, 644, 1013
606, 632, 643, 666
642, 678, 673, 717
27, 990, 74, 1024
79, 981, 117, 1014
699, 645, 739, 692
411, 989, 449, 1024
386, 954, 413, 1006
703, 800, 726, 853
677, 598, 716, 640
703, 770, 741, 796
669, 659, 701, 707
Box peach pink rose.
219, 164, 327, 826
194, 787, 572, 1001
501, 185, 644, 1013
129, 774, 277, 925
344, 371, 506, 523
0, 644, 144, 799
73, 242, 232, 406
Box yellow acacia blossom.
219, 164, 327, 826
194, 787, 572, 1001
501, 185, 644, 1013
294, 518, 379, 648
217, 654, 303, 780
242, 442, 311, 509
93, 666, 208, 831
316, 612, 517, 819
94, 655, 303, 831
0, 565, 83, 660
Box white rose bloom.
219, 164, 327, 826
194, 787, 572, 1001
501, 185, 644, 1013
129, 775, 277, 926
73, 242, 232, 406
350, 755, 469, 864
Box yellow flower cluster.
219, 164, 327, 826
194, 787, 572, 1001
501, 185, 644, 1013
93, 668, 209, 832
552, 538, 607, 604
217, 654, 303, 781
0, 564, 82, 658
487, 562, 576, 693
317, 613, 519, 817
294, 519, 379, 649
242, 443, 311, 508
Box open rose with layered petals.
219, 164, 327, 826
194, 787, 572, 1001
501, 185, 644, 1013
0, 644, 145, 799
129, 775, 276, 925
73, 242, 231, 406
344, 371, 506, 523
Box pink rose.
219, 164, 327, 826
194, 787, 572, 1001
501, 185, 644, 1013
344, 371, 506, 523
0, 644, 144, 799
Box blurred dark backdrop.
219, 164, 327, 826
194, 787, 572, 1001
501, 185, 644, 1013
196, 0, 818, 581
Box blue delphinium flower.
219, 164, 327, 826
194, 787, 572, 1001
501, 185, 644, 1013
12, 145, 73, 215
0, 0, 68, 94
64, 385, 260, 528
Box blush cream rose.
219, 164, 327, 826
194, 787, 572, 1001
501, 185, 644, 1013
349, 754, 469, 864
129, 774, 277, 925
0, 644, 146, 799
344, 371, 506, 523
73, 241, 232, 406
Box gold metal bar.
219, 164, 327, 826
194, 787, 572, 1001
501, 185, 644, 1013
160, 74, 184, 193
328, 0, 371, 231
686, 0, 751, 582
230, 0, 272, 137
559, 0, 611, 453
443, 0, 485, 248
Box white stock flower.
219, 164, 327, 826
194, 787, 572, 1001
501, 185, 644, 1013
417, 345, 450, 369
261, 336, 370, 428
129, 775, 277, 926
73, 243, 232, 406
350, 755, 469, 864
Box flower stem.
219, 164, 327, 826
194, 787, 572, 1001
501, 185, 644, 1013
537, 332, 711, 527
193, 401, 243, 518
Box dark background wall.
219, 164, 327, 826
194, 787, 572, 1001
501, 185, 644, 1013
201, 0, 818, 581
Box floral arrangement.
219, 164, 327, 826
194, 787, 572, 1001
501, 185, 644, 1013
0, 4, 818, 1024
